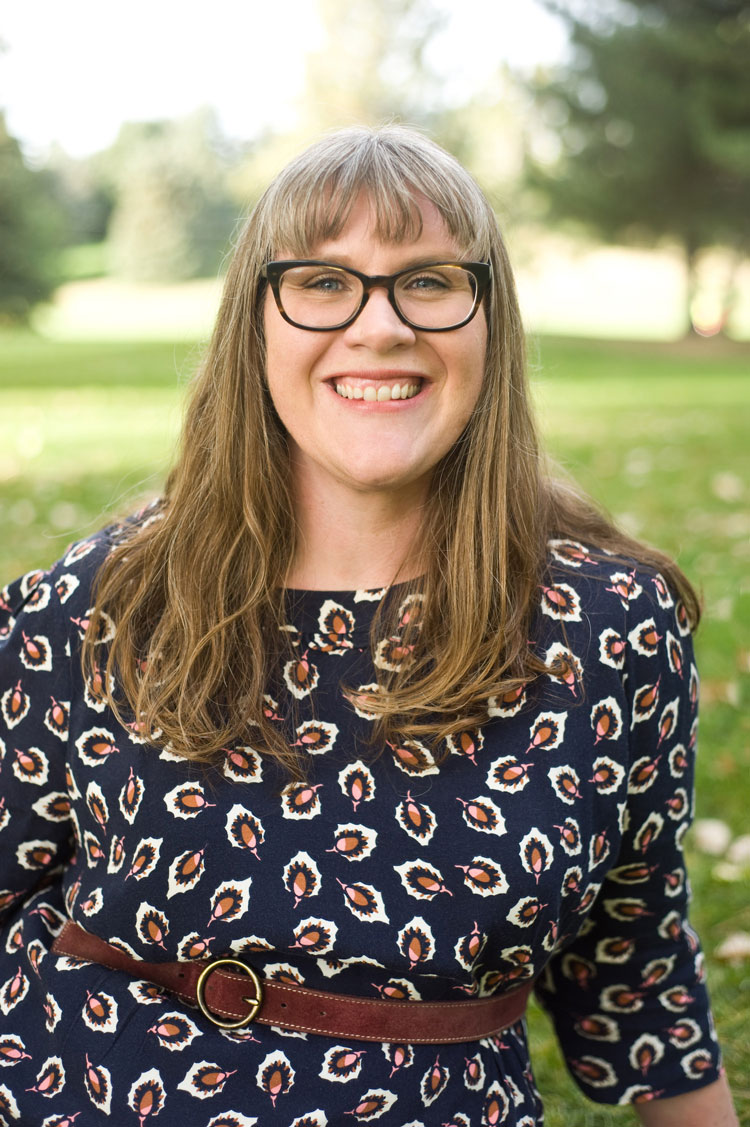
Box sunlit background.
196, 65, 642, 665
1, 4, 749, 1122
3, 0, 749, 340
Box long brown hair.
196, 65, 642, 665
83, 125, 699, 775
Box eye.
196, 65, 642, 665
284, 267, 356, 295
305, 273, 348, 292
403, 270, 452, 292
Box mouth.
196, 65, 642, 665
330, 376, 424, 402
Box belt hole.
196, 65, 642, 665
280, 1002, 288, 1009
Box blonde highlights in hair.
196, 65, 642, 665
84, 125, 698, 774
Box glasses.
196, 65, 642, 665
261, 260, 491, 332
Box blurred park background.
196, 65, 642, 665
1, 0, 749, 1120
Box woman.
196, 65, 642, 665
0, 126, 737, 1124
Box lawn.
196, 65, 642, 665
1, 330, 748, 1122
528, 335, 750, 1123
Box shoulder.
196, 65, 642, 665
0, 502, 162, 643
534, 541, 695, 755
538, 538, 692, 676
543, 537, 686, 627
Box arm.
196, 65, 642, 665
0, 563, 75, 923
635, 1075, 738, 1126
535, 566, 728, 1105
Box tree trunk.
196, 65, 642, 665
684, 242, 701, 337
686, 242, 747, 339
716, 246, 745, 337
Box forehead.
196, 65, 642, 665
272, 186, 474, 261
306, 192, 461, 261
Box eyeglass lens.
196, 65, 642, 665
277, 264, 478, 330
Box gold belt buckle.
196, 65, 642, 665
196, 957, 264, 1030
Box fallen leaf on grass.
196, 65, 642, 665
712, 861, 747, 882
711, 472, 744, 503
727, 835, 750, 866
715, 933, 750, 963
700, 680, 740, 706
707, 599, 734, 623
693, 818, 732, 855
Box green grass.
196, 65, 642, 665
0, 335, 199, 577
1, 330, 749, 1122
57, 241, 109, 282
531, 335, 750, 1124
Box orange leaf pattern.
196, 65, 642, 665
0, 520, 722, 1120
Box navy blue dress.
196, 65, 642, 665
0, 519, 723, 1125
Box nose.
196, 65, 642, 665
343, 286, 416, 350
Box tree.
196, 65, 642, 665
301, 0, 448, 132
0, 113, 65, 322
44, 144, 114, 248
524, 0, 750, 333
230, 0, 526, 243
231, 0, 455, 207
103, 109, 240, 282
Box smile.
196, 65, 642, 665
333, 380, 422, 402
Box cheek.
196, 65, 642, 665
263, 292, 287, 388
452, 321, 487, 412
263, 307, 297, 435
453, 375, 484, 437
263, 298, 318, 402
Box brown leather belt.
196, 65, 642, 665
52, 920, 532, 1044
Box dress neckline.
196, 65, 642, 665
283, 581, 420, 642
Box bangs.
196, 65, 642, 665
276, 183, 426, 258
257, 127, 493, 262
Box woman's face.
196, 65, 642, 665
263, 192, 487, 506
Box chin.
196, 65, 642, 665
348, 474, 419, 494
338, 458, 430, 494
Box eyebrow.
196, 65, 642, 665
301, 254, 466, 271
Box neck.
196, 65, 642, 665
285, 473, 428, 591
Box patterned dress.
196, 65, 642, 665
0, 519, 723, 1126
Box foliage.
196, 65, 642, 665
230, 0, 522, 210
43, 143, 114, 247
302, 0, 449, 131
0, 113, 66, 322
101, 109, 241, 282
525, 0, 750, 331
56, 241, 109, 283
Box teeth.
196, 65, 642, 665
335, 382, 420, 401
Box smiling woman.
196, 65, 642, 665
0, 126, 737, 1125
263, 192, 488, 573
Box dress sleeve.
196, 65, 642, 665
534, 574, 724, 1105
0, 563, 76, 927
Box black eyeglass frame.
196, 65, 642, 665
260, 259, 491, 332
